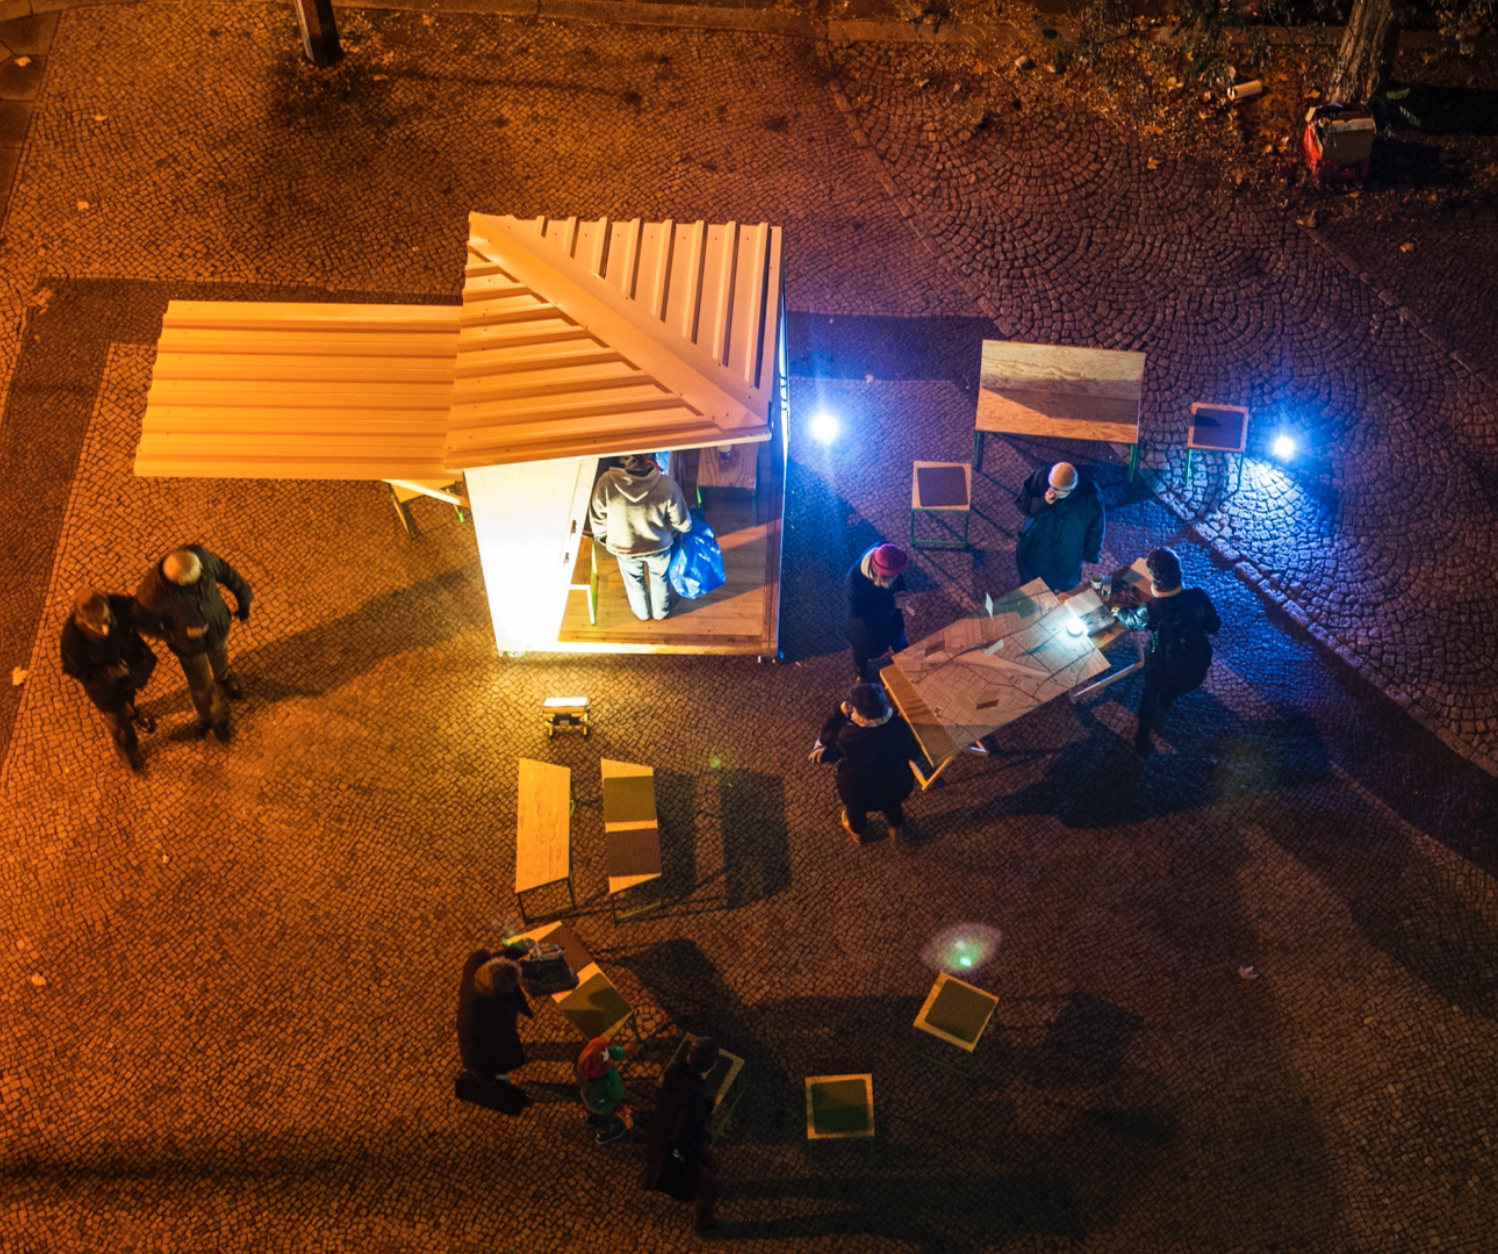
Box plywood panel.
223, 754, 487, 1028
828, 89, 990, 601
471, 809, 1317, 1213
515, 759, 571, 894
976, 340, 1144, 444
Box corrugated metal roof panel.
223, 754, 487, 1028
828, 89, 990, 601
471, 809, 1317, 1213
446, 213, 782, 469
133, 303, 459, 481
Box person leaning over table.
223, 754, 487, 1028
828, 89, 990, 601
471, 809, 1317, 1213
844, 542, 910, 681
810, 680, 923, 843
1111, 546, 1221, 755
1014, 461, 1106, 592
456, 946, 534, 1090
588, 452, 693, 623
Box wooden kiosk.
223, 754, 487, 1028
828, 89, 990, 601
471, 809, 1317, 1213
133, 213, 789, 659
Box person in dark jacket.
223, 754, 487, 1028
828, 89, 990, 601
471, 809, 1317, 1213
1113, 547, 1221, 754
134, 545, 252, 742
1014, 462, 1106, 593
456, 948, 533, 1086
59, 589, 158, 772
641, 1036, 721, 1236
844, 543, 909, 681
811, 681, 923, 842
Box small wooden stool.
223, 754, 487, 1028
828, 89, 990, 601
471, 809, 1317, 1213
912, 972, 999, 1079
910, 461, 971, 549
805, 1074, 875, 1156
1186, 403, 1250, 493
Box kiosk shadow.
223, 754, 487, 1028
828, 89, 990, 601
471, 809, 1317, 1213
716, 768, 791, 907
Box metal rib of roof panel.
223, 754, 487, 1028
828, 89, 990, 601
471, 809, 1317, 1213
134, 302, 459, 481
447, 213, 783, 469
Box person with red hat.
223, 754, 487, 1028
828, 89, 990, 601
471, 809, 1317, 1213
576, 1035, 633, 1145
843, 542, 910, 681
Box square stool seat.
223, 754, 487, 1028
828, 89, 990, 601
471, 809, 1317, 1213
912, 972, 999, 1077
805, 1074, 875, 1153
1186, 403, 1250, 493
910, 461, 972, 549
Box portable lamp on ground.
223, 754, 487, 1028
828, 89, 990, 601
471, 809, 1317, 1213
1272, 434, 1298, 462
542, 696, 589, 737
809, 410, 840, 445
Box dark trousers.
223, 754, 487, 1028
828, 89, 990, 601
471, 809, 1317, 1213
845, 800, 905, 834
694, 1157, 719, 1234
97, 701, 140, 765
178, 637, 231, 729
1135, 673, 1179, 746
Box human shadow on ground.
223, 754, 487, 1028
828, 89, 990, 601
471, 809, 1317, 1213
225, 564, 485, 706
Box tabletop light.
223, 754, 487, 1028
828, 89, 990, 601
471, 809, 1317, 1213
542, 695, 590, 737
809, 410, 840, 445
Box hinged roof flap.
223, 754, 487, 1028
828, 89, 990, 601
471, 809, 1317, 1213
446, 213, 781, 469
134, 302, 459, 481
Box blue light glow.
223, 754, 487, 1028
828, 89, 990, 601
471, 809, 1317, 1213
809, 411, 840, 445
1272, 434, 1297, 461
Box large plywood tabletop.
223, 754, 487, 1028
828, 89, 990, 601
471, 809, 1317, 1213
976, 340, 1145, 444
514, 759, 571, 894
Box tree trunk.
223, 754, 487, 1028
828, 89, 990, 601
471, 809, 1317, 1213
1327, 0, 1404, 106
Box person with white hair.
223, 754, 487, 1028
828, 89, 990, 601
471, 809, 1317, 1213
59, 588, 158, 772
1013, 461, 1106, 592
134, 545, 253, 742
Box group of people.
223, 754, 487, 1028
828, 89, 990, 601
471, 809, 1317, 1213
60, 544, 253, 770
456, 947, 725, 1236
819, 460, 1223, 837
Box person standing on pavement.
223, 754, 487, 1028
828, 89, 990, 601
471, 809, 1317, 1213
641, 1036, 722, 1237
843, 542, 909, 681
810, 681, 923, 843
133, 545, 252, 742
1014, 462, 1105, 593
1112, 547, 1221, 754
456, 948, 533, 1090
59, 589, 159, 773
588, 453, 692, 622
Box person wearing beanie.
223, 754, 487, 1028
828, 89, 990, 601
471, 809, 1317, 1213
1112, 547, 1221, 754
843, 542, 910, 681
588, 452, 692, 622
809, 680, 923, 842
577, 1035, 634, 1145
59, 588, 159, 773
1014, 461, 1106, 593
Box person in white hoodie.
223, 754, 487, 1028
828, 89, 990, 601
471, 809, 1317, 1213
588, 453, 692, 622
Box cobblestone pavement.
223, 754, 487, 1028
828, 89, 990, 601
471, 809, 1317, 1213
2, 5, 1498, 1253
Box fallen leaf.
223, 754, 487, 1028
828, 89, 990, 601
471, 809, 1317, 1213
29, 973, 47, 987
1147, 157, 1160, 170
1237, 965, 1259, 980
421, 12, 434, 24
16, 56, 31, 67
1399, 242, 1415, 253
1143, 124, 1164, 135
76, 201, 89, 211
92, 114, 107, 122
10, 668, 27, 686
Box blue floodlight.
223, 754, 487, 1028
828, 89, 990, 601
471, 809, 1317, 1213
1271, 434, 1297, 462
809, 410, 840, 445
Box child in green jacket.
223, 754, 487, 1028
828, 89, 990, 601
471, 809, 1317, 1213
577, 1036, 632, 1144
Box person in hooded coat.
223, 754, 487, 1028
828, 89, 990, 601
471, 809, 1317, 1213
1014, 462, 1105, 593
843, 543, 910, 681
811, 681, 923, 842
59, 588, 158, 772
588, 453, 692, 622
641, 1036, 722, 1236
455, 948, 533, 1085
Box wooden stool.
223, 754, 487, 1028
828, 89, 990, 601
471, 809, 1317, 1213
806, 1074, 875, 1156
602, 759, 663, 922
910, 461, 971, 549
514, 759, 574, 924
1186, 403, 1250, 493
912, 972, 999, 1079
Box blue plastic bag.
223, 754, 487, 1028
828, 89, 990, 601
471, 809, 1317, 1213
667, 518, 726, 599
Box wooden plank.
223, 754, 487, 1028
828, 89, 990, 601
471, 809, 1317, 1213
162, 301, 456, 333
150, 354, 456, 385
147, 378, 448, 405
697, 442, 757, 490
975, 391, 1140, 443
454, 344, 622, 377
976, 340, 1144, 443
602, 759, 661, 896
450, 360, 648, 402
514, 759, 572, 894
157, 329, 457, 358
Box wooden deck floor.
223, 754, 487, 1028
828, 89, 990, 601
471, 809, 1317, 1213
556, 446, 783, 655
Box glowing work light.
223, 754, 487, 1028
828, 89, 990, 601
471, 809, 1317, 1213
1271, 434, 1297, 462
809, 410, 840, 445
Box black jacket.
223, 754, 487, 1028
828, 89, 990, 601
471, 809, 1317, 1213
844, 555, 907, 655
455, 948, 532, 1077
134, 545, 252, 657
641, 1058, 712, 1199
1014, 468, 1105, 593
819, 706, 922, 811
59, 595, 157, 710
1119, 587, 1222, 686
